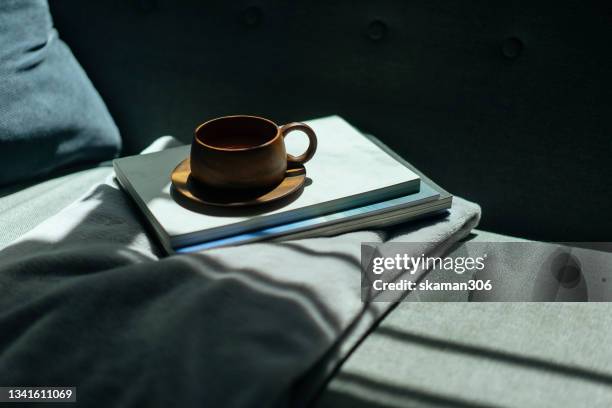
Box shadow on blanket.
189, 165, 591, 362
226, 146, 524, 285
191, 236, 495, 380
0, 183, 358, 407
0, 143, 480, 407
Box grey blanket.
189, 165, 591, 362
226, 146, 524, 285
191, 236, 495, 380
0, 139, 480, 407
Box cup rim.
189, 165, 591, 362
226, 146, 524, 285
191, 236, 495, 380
194, 115, 280, 152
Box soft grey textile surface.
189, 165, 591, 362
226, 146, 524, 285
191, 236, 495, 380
0, 0, 121, 186
0, 165, 112, 249
0, 137, 178, 250
317, 230, 612, 408
0, 138, 480, 407
317, 302, 612, 408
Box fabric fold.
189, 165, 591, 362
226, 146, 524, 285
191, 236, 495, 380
0, 137, 480, 407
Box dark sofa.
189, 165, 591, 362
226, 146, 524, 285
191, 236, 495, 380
49, 0, 612, 242
0, 3, 610, 407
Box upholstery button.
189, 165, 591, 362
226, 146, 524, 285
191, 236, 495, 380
501, 37, 523, 59
242, 6, 263, 27
552, 253, 582, 289
367, 20, 387, 41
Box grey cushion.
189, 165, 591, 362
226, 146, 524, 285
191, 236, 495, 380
316, 230, 612, 407
2, 169, 608, 407
0, 0, 121, 187
317, 303, 612, 408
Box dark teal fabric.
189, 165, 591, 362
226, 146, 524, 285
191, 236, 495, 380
48, 0, 612, 242
0, 0, 120, 187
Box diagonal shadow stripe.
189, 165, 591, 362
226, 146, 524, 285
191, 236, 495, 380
377, 326, 612, 386
192, 252, 343, 334
272, 242, 362, 269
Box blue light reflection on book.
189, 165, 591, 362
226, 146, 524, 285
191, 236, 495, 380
176, 183, 438, 253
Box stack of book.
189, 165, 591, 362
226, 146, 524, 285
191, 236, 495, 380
114, 116, 452, 254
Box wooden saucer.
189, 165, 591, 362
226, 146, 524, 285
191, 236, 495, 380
171, 158, 306, 207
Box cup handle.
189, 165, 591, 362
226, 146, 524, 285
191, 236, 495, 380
280, 123, 318, 164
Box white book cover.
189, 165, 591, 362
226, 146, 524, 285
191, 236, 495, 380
113, 116, 422, 251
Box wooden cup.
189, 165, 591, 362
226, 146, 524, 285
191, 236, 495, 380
190, 115, 317, 191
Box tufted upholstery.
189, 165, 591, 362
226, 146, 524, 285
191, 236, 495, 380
48, 0, 612, 241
